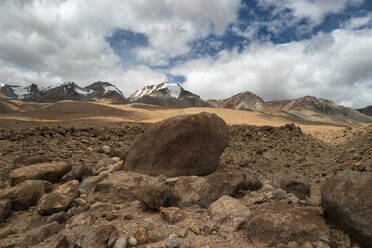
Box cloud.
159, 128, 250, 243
172, 28, 372, 108
0, 0, 240, 89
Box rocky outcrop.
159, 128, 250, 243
9, 161, 71, 186
245, 202, 330, 247
0, 180, 45, 210
124, 112, 229, 177
38, 180, 79, 215
321, 170, 372, 247
209, 195, 251, 232
128, 82, 211, 108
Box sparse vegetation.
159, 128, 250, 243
137, 184, 180, 210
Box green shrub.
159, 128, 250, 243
137, 185, 180, 210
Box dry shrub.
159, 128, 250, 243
137, 185, 180, 210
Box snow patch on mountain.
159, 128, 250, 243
131, 82, 182, 100
103, 85, 124, 97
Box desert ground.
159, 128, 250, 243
0, 100, 371, 248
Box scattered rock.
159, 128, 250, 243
165, 233, 179, 248
79, 173, 108, 192
38, 180, 79, 215
134, 227, 149, 245
128, 236, 137, 247
0, 180, 44, 210
0, 199, 12, 223
209, 195, 251, 232
9, 161, 71, 186
64, 212, 117, 248
48, 211, 69, 224
102, 145, 112, 154
245, 202, 330, 247
273, 177, 310, 200
160, 207, 184, 224
273, 188, 287, 200
124, 112, 229, 177
321, 170, 372, 247
20, 221, 62, 247
114, 235, 128, 248
96, 157, 117, 169
92, 171, 163, 203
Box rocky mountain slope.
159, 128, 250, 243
0, 81, 127, 104
211, 92, 372, 125
263, 96, 372, 125
128, 82, 211, 108
357, 105, 372, 117
207, 91, 264, 111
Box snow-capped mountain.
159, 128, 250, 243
0, 81, 127, 104
129, 82, 211, 108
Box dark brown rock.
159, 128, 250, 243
38, 180, 79, 215
273, 177, 310, 200
321, 170, 372, 247
0, 180, 45, 210
9, 161, 71, 186
245, 202, 329, 247
124, 112, 229, 177
0, 199, 12, 223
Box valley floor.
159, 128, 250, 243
0, 100, 371, 247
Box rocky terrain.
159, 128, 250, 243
128, 82, 211, 108
0, 82, 127, 104
357, 105, 372, 117
0, 110, 371, 248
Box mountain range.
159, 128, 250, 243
1, 81, 371, 125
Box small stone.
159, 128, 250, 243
47, 211, 69, 224
189, 224, 200, 235
288, 241, 299, 248
103, 145, 112, 154
313, 241, 330, 248
165, 233, 179, 248
134, 227, 149, 245
176, 229, 188, 238
73, 198, 87, 206
114, 235, 128, 248
273, 188, 287, 200
128, 236, 137, 247
302, 242, 314, 248
90, 201, 110, 211
261, 184, 274, 192
160, 207, 183, 224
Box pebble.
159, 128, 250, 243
128, 236, 137, 247
165, 233, 179, 248
114, 235, 128, 248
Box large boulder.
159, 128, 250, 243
209, 195, 251, 232
0, 180, 45, 210
321, 170, 372, 247
91, 171, 163, 203
38, 180, 79, 215
9, 161, 71, 186
124, 112, 229, 177
245, 202, 330, 247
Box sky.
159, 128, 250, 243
0, 0, 372, 108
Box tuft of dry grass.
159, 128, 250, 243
137, 185, 180, 210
